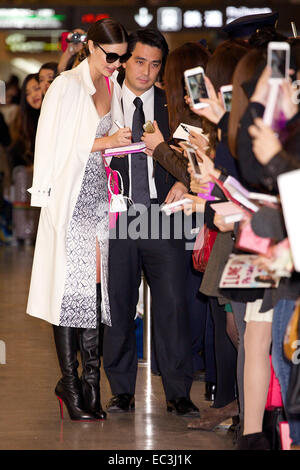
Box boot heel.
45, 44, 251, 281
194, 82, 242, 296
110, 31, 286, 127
56, 395, 64, 420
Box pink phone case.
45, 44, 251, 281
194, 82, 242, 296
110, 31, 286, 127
198, 182, 215, 201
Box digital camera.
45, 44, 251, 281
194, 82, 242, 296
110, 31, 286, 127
66, 32, 87, 44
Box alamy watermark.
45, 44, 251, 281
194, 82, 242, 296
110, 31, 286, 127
0, 340, 6, 364
291, 339, 300, 365
109, 203, 204, 251
0, 80, 5, 104
292, 80, 300, 105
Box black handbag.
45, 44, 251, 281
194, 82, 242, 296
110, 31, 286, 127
263, 407, 286, 450
285, 317, 300, 415
286, 362, 300, 415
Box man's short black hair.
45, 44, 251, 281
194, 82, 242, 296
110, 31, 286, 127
127, 29, 169, 72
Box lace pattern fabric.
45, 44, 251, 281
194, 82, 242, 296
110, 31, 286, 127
59, 112, 112, 328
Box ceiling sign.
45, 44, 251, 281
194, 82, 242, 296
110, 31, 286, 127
134, 8, 153, 28
157, 7, 182, 32
183, 10, 202, 28
0, 8, 69, 29
204, 10, 223, 28
6, 31, 61, 53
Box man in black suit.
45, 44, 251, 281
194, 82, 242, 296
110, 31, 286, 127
103, 29, 199, 417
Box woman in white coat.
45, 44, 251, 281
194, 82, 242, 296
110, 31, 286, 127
27, 19, 132, 421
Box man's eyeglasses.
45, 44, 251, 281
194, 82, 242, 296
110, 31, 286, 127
96, 44, 131, 64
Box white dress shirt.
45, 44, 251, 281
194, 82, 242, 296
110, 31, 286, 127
122, 83, 158, 200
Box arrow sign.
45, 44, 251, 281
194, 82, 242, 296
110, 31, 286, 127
134, 7, 153, 28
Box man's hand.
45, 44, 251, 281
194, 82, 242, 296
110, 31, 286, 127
142, 120, 164, 152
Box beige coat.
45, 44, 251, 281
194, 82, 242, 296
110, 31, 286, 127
27, 59, 111, 326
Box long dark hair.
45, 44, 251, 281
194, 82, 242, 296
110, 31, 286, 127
87, 18, 128, 45
163, 42, 210, 135
228, 48, 266, 158
38, 62, 58, 78
205, 39, 250, 93
11, 73, 41, 163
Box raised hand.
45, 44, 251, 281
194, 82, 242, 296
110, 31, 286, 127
187, 149, 221, 184
250, 65, 272, 106
248, 118, 282, 165
181, 194, 206, 216
186, 76, 226, 124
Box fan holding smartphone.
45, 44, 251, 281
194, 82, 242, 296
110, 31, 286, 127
220, 85, 233, 112
268, 41, 290, 81
181, 141, 202, 178
263, 42, 291, 127
184, 66, 210, 109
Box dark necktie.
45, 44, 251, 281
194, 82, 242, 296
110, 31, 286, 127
131, 97, 150, 208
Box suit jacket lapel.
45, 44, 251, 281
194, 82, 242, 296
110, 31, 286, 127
154, 87, 170, 141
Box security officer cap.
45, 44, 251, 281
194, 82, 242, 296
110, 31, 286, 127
222, 11, 279, 39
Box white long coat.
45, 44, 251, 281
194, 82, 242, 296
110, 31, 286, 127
26, 58, 111, 326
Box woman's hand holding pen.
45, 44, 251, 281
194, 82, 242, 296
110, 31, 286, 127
109, 127, 132, 148
92, 126, 131, 153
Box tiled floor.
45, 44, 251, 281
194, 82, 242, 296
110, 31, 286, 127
0, 245, 234, 450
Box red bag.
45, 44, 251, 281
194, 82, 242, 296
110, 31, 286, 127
192, 225, 218, 272
265, 356, 283, 409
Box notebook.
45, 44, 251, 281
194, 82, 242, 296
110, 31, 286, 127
103, 142, 146, 157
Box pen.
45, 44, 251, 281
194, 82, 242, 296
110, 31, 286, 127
181, 124, 191, 135
291, 21, 298, 38
114, 120, 124, 129
181, 124, 210, 142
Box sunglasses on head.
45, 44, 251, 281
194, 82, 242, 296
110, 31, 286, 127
96, 44, 131, 64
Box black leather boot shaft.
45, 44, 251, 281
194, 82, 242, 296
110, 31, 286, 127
77, 283, 106, 419
53, 325, 99, 421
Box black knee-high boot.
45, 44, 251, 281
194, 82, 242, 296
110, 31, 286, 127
77, 283, 106, 420
53, 325, 99, 421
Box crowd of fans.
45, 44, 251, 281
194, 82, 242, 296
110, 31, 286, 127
1, 13, 300, 450
159, 25, 300, 450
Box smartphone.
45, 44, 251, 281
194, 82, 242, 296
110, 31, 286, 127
184, 66, 209, 109
143, 121, 155, 133
182, 142, 202, 179
267, 42, 290, 80
161, 198, 191, 215
220, 85, 233, 112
